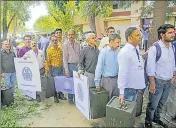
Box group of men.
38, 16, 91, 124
1, 24, 176, 128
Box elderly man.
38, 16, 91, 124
45, 35, 66, 103
78, 33, 99, 88
18, 35, 32, 58
94, 33, 121, 100
98, 27, 115, 51
1, 40, 16, 96
63, 29, 80, 104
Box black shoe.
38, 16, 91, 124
59, 93, 67, 100
153, 120, 168, 128
145, 122, 152, 128
54, 96, 59, 103
36, 95, 41, 102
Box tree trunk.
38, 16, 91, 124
89, 13, 96, 34
3, 1, 8, 40
148, 0, 168, 47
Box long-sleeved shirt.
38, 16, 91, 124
1, 50, 16, 73
141, 29, 149, 41
118, 43, 145, 95
23, 49, 45, 70
63, 40, 80, 72
18, 46, 31, 58
94, 46, 119, 86
147, 40, 176, 80
45, 46, 63, 73
78, 45, 99, 74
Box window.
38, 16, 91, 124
112, 1, 131, 10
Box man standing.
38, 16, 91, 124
18, 35, 32, 58
94, 33, 121, 100
45, 36, 66, 103
98, 27, 115, 51
145, 24, 176, 128
78, 33, 99, 88
38, 33, 50, 58
118, 27, 145, 103
63, 29, 80, 104
23, 41, 45, 75
1, 40, 16, 96
55, 28, 63, 49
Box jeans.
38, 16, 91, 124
4, 72, 16, 95
50, 66, 63, 97
68, 64, 78, 101
145, 79, 172, 124
124, 88, 140, 102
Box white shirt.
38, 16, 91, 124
118, 43, 145, 95
98, 37, 109, 51
23, 49, 45, 69
147, 40, 176, 80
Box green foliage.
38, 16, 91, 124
1, 89, 41, 127
34, 1, 77, 34
78, 1, 113, 19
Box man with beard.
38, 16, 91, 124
145, 24, 176, 128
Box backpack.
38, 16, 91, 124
143, 41, 176, 85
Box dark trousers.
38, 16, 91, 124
50, 66, 64, 97
145, 79, 172, 124
67, 64, 78, 101
144, 40, 148, 52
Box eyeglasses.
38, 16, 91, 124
52, 40, 58, 42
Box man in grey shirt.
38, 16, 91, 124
63, 29, 81, 104
78, 33, 99, 88
1, 40, 16, 96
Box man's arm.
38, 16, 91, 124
94, 50, 105, 87
78, 49, 85, 74
18, 48, 24, 58
45, 49, 51, 74
147, 46, 157, 93
63, 43, 69, 73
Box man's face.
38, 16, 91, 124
3, 42, 10, 51
31, 41, 38, 50
55, 31, 62, 38
162, 28, 175, 43
68, 31, 76, 42
51, 36, 58, 46
130, 29, 141, 45
108, 29, 115, 36
111, 38, 121, 50
25, 36, 31, 47
88, 35, 96, 46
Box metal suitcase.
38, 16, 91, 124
1, 87, 14, 106
105, 96, 136, 127
89, 87, 109, 119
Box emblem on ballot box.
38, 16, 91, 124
77, 83, 84, 102
22, 67, 32, 81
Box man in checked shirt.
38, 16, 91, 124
45, 35, 66, 103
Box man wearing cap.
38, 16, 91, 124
78, 33, 99, 88
94, 33, 121, 100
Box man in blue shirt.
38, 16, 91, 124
94, 33, 121, 100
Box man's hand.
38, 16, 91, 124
149, 83, 156, 94
119, 94, 124, 104
44, 72, 49, 77
171, 77, 176, 85
1, 73, 5, 78
96, 86, 101, 91
65, 72, 69, 77
23, 55, 28, 60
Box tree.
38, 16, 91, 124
34, 1, 77, 34
139, 0, 176, 46
78, 1, 113, 34
1, 1, 39, 40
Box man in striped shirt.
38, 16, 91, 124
45, 35, 66, 103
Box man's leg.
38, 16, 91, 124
68, 64, 77, 104
124, 88, 138, 102
153, 82, 171, 128
84, 72, 95, 88
10, 72, 16, 96
4, 73, 11, 89
102, 77, 113, 100
145, 80, 164, 127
